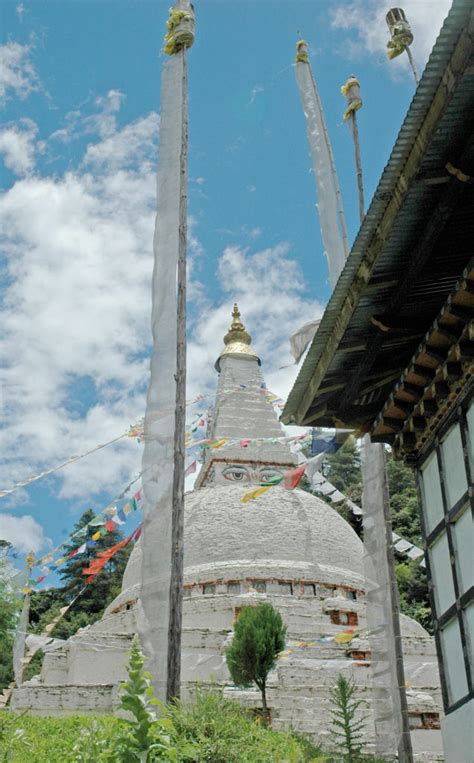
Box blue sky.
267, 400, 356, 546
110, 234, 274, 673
0, 0, 451, 574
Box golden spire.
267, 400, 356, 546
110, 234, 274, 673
215, 303, 260, 371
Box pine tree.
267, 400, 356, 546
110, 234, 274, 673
29, 509, 133, 642
225, 603, 286, 725
329, 674, 366, 762
58, 508, 131, 617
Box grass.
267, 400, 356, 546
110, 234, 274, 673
0, 692, 323, 763
0, 689, 385, 762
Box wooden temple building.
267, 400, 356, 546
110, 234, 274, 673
282, 1, 473, 760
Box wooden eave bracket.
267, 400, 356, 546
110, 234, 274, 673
370, 264, 474, 458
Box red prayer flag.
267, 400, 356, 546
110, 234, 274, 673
283, 465, 306, 490
105, 520, 116, 532
82, 526, 142, 579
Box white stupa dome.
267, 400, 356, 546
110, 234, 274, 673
109, 485, 364, 614
184, 485, 364, 587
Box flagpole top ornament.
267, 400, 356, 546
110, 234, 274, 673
164, 0, 196, 56
215, 304, 260, 372
386, 8, 414, 59
295, 40, 309, 64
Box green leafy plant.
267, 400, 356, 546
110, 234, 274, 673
0, 711, 31, 762
116, 635, 175, 762
329, 675, 366, 762
71, 720, 111, 762
225, 602, 286, 725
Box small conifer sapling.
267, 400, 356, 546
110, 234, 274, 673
329, 674, 366, 762
225, 603, 286, 725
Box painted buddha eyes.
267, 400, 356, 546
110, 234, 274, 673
223, 466, 249, 482
259, 469, 283, 483
222, 465, 283, 483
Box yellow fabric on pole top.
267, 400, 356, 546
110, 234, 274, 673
295, 40, 309, 64
341, 76, 363, 121
340, 77, 360, 97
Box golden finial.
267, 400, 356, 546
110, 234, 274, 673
215, 303, 260, 371
223, 303, 252, 346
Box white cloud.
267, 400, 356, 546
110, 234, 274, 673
0, 40, 39, 104
0, 82, 321, 514
0, 513, 51, 555
83, 111, 159, 170
331, 0, 451, 77
186, 243, 324, 405
0, 118, 38, 175
50, 90, 132, 148
0, 101, 160, 500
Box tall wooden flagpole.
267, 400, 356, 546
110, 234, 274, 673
138, 0, 195, 704
341, 76, 364, 224
167, 36, 189, 699
342, 76, 414, 763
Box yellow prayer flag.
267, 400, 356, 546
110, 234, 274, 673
55, 557, 65, 566
334, 632, 356, 644
92, 531, 101, 541
211, 438, 230, 449
241, 484, 273, 504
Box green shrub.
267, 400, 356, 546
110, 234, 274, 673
225, 603, 286, 724
165, 685, 315, 762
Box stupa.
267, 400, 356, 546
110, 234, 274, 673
12, 306, 443, 760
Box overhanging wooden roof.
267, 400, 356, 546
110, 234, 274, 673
371, 263, 473, 459
282, 0, 474, 433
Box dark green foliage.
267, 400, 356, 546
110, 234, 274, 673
329, 675, 366, 762
28, 509, 132, 646
28, 588, 63, 626
22, 650, 43, 682
59, 509, 131, 612
0, 560, 20, 691
386, 458, 422, 546
396, 560, 432, 633
225, 603, 286, 724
